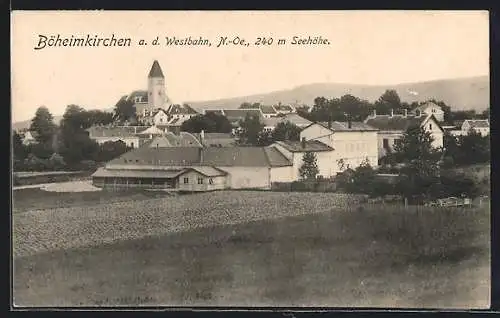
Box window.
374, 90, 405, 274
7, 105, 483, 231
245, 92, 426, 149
183, 177, 189, 184
432, 109, 436, 113
130, 142, 134, 148
429, 124, 432, 130
209, 178, 214, 185
197, 177, 204, 184
394, 139, 401, 147
383, 138, 389, 149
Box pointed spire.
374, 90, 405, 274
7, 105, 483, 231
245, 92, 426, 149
148, 60, 164, 78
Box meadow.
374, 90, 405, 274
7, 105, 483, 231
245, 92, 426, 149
12, 189, 490, 308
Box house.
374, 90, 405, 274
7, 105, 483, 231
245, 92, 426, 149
272, 139, 334, 180
91, 141, 293, 191
461, 119, 489, 137
86, 126, 143, 148
135, 125, 167, 138
263, 114, 313, 133
166, 104, 199, 123
273, 103, 296, 115
221, 109, 265, 134
410, 101, 444, 122
21, 131, 38, 145
147, 132, 203, 148
260, 105, 277, 118
191, 132, 237, 147
203, 109, 224, 116
297, 121, 379, 175
364, 109, 444, 159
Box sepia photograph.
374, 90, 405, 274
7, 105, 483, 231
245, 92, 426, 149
11, 10, 490, 309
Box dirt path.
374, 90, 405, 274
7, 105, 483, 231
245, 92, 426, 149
13, 180, 100, 192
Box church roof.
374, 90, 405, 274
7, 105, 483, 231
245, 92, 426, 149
148, 60, 164, 78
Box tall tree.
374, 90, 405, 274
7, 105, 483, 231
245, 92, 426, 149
271, 121, 302, 142
374, 90, 402, 115
13, 131, 27, 161
85, 110, 114, 127
113, 97, 136, 123
299, 152, 319, 180
29, 106, 57, 144
480, 107, 490, 120
456, 129, 490, 165
238, 114, 264, 145
181, 113, 232, 133
393, 126, 443, 200
59, 105, 100, 165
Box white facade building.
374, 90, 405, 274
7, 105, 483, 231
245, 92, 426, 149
364, 110, 444, 159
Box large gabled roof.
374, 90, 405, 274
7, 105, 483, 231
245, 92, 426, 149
303, 121, 377, 132
86, 126, 144, 138
275, 140, 333, 153
148, 132, 203, 148
167, 104, 199, 115
106, 144, 291, 168
260, 105, 277, 114
148, 60, 165, 78
463, 119, 489, 128
364, 115, 429, 132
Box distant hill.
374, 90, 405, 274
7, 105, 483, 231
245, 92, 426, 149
13, 76, 488, 131
187, 76, 489, 113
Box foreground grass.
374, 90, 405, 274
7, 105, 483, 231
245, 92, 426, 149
12, 191, 490, 308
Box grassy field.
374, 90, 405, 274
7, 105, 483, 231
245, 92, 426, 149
12, 190, 490, 308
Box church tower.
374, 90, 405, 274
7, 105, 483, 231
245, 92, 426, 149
147, 60, 168, 110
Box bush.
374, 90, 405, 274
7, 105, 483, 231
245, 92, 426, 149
49, 153, 66, 170
69, 160, 98, 172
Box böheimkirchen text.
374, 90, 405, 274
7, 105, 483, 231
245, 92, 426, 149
34, 34, 132, 50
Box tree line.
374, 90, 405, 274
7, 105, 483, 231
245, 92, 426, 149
13, 106, 129, 172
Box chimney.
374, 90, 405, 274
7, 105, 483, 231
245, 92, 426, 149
328, 121, 332, 129
372, 109, 377, 118
348, 119, 352, 129
390, 109, 394, 117
200, 129, 205, 144
301, 137, 306, 149
403, 109, 408, 118
199, 147, 203, 163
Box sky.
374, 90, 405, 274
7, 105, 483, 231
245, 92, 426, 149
11, 11, 489, 123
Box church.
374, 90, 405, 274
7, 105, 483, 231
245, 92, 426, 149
123, 60, 198, 128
